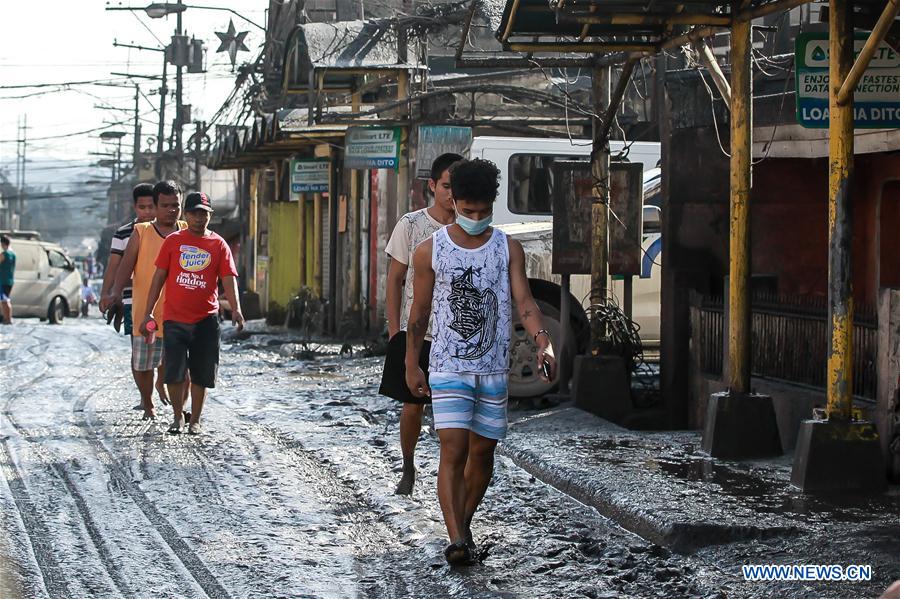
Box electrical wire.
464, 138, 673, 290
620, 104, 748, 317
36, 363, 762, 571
586, 296, 658, 407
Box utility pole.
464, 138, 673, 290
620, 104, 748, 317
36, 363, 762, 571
157, 57, 169, 178
116, 137, 123, 183
194, 121, 203, 190
396, 0, 411, 215
133, 84, 142, 170
16, 115, 27, 223
590, 65, 610, 352
175, 0, 185, 160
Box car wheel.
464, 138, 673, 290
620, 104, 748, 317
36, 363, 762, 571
508, 298, 574, 399
48, 296, 66, 324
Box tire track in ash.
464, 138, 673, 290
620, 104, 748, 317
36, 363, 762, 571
0, 326, 85, 598
1, 334, 137, 598
71, 330, 234, 599
147, 385, 455, 596
0, 440, 71, 598
198, 398, 470, 597
70, 327, 233, 598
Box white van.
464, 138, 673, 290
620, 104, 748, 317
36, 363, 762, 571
6, 236, 82, 323
469, 136, 663, 397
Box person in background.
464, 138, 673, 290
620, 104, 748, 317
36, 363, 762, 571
99, 183, 169, 405
0, 235, 16, 325
81, 278, 96, 317
379, 152, 462, 495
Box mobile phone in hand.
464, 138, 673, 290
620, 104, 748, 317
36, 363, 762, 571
540, 359, 552, 380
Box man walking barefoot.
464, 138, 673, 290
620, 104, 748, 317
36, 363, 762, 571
107, 181, 186, 420
0, 235, 16, 325
141, 192, 244, 435
379, 152, 461, 495
405, 159, 557, 566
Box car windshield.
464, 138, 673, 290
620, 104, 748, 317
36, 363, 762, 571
47, 249, 69, 269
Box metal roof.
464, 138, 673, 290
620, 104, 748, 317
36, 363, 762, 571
463, 0, 837, 61
301, 21, 421, 70
283, 20, 426, 93
207, 113, 348, 169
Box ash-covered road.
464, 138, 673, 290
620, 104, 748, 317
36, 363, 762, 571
1, 319, 743, 598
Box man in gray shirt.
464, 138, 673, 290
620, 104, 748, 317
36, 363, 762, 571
379, 153, 461, 495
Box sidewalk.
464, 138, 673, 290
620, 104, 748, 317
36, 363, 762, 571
502, 404, 900, 595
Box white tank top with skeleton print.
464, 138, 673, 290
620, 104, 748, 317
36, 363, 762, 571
429, 226, 511, 374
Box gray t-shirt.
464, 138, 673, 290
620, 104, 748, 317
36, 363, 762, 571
384, 208, 444, 336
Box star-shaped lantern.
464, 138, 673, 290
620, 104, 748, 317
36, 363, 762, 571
215, 19, 249, 68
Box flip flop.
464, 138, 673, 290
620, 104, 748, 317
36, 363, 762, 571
443, 542, 472, 567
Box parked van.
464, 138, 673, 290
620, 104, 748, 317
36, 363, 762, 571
7, 237, 82, 323
469, 136, 663, 397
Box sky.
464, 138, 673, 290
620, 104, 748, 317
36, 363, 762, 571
0, 0, 268, 189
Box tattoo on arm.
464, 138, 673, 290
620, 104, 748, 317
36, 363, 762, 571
522, 308, 534, 321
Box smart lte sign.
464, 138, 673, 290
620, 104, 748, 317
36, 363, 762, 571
796, 32, 900, 129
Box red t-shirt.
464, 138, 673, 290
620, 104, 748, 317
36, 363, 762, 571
155, 229, 238, 324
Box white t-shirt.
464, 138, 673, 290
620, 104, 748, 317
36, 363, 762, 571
385, 208, 445, 336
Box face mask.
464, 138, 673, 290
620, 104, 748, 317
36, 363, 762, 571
454, 202, 493, 236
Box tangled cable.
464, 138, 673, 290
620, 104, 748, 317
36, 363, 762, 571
588, 296, 659, 408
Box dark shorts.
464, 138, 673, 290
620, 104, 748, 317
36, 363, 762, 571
379, 332, 432, 405
0, 285, 12, 301
163, 316, 220, 389
123, 304, 133, 336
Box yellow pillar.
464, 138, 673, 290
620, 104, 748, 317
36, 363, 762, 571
298, 192, 306, 288
728, 14, 753, 394
590, 63, 610, 353
306, 199, 314, 288
826, 0, 855, 420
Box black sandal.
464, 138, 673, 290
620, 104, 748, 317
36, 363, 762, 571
444, 542, 472, 566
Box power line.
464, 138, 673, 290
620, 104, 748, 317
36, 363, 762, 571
0, 78, 130, 90
0, 110, 156, 144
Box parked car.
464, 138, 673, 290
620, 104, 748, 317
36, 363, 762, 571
7, 237, 82, 323
470, 136, 663, 398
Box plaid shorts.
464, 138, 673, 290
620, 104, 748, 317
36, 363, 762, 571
131, 336, 164, 371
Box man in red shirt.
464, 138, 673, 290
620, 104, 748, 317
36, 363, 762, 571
140, 192, 245, 435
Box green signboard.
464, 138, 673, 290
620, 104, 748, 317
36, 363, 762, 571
344, 127, 401, 170
796, 32, 900, 129
289, 159, 330, 193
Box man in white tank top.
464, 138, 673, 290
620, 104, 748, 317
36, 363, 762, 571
405, 159, 558, 566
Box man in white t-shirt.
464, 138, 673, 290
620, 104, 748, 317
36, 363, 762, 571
379, 152, 462, 495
